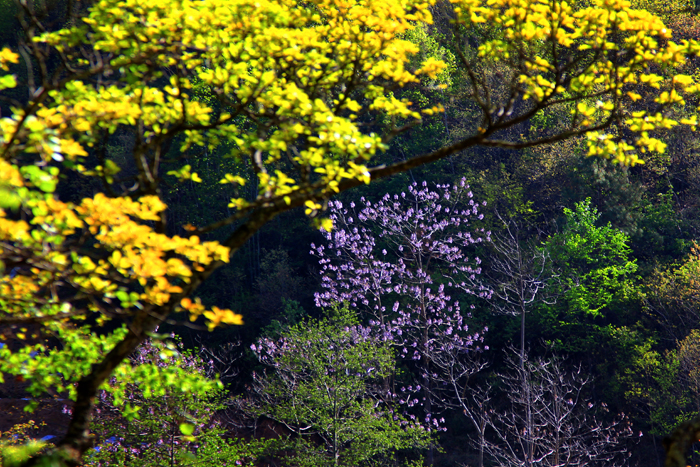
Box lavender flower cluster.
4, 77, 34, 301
310, 180, 492, 430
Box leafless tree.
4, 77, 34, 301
198, 339, 242, 386
464, 383, 494, 467
429, 352, 492, 467
425, 330, 491, 465
482, 351, 636, 467
456, 216, 559, 467
456, 215, 556, 367
487, 217, 556, 366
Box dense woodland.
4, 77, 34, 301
3, 0, 700, 465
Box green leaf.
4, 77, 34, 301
179, 422, 195, 436
23, 400, 39, 412
0, 74, 17, 91
0, 187, 21, 209
115, 290, 129, 303
20, 166, 58, 193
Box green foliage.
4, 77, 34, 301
467, 164, 538, 225
0, 325, 131, 400
624, 343, 687, 436
402, 24, 457, 88
533, 199, 640, 355
0, 327, 219, 418
84, 338, 224, 467
250, 307, 431, 466
624, 330, 700, 437
643, 242, 700, 342
635, 192, 687, 261
260, 298, 308, 339
566, 157, 646, 236
549, 198, 638, 318
185, 430, 278, 467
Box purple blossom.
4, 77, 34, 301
310, 179, 491, 431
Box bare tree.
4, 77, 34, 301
464, 383, 493, 467
456, 215, 556, 364
483, 352, 636, 467
486, 218, 555, 366
456, 217, 557, 467
427, 348, 492, 467
198, 339, 242, 386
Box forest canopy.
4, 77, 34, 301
2, 0, 700, 465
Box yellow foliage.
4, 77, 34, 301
454, 0, 700, 163
203, 307, 244, 331
2, 0, 698, 334
0, 48, 19, 73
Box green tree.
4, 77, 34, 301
624, 330, 700, 467
84, 338, 223, 467
535, 199, 639, 355
624, 342, 688, 438
249, 307, 431, 467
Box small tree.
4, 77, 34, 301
459, 218, 557, 467
84, 337, 223, 467
249, 307, 431, 467
625, 330, 700, 437
79, 336, 276, 467
479, 217, 555, 367
428, 353, 492, 467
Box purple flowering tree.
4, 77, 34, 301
311, 180, 491, 459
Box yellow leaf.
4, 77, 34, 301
319, 217, 333, 232
0, 48, 19, 71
